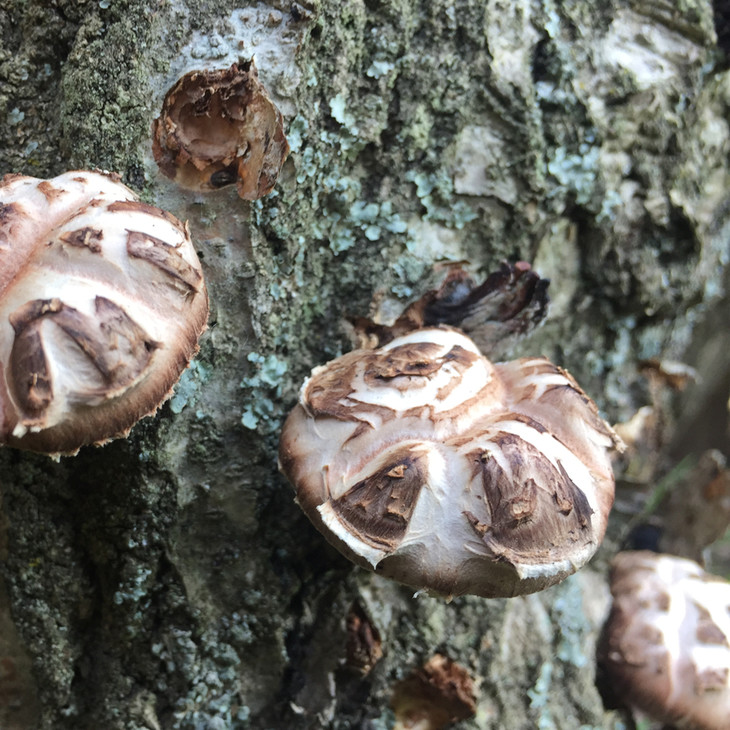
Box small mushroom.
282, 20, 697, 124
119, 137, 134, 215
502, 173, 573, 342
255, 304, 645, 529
599, 551, 730, 730
0, 170, 208, 454
152, 60, 289, 199
279, 326, 621, 597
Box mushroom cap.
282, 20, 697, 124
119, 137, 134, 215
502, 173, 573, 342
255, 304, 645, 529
0, 170, 208, 454
600, 551, 730, 730
279, 326, 619, 597
152, 60, 289, 200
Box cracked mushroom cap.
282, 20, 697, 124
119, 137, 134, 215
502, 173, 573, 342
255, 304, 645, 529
0, 170, 208, 454
279, 326, 620, 598
599, 551, 730, 730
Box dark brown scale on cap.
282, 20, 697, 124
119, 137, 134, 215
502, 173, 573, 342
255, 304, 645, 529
0, 202, 24, 249
126, 231, 203, 292
8, 297, 160, 417
59, 227, 104, 253
466, 433, 594, 567
327, 447, 428, 552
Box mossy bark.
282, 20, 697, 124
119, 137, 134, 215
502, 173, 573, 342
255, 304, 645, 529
1, 1, 729, 728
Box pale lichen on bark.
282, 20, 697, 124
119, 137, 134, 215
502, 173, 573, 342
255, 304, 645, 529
0, 0, 729, 728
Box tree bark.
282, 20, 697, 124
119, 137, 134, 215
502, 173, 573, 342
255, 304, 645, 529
1, 0, 728, 728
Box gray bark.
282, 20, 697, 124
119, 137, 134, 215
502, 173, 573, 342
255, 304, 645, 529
1, 0, 728, 728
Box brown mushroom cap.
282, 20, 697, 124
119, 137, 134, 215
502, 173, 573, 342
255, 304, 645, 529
279, 326, 620, 597
0, 170, 208, 454
600, 551, 730, 730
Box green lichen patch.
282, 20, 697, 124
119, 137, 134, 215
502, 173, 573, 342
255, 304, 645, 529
240, 351, 289, 434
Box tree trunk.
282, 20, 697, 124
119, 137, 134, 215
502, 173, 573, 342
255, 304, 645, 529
1, 0, 728, 728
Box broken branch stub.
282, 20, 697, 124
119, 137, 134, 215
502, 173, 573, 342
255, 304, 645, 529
0, 170, 208, 454
348, 261, 550, 360
391, 654, 477, 730
152, 60, 290, 200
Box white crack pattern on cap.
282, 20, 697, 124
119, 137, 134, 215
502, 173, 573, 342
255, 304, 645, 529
279, 326, 621, 598
0, 170, 208, 454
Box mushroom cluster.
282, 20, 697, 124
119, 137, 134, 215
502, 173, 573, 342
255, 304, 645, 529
599, 551, 730, 730
279, 325, 620, 597
0, 170, 208, 454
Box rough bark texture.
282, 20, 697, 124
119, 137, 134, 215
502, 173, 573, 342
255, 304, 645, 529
1, 1, 729, 729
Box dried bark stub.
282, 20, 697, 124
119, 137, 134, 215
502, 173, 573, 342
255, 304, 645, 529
0, 170, 208, 454
599, 551, 730, 730
152, 60, 290, 200
350, 261, 550, 359
345, 601, 383, 675
279, 326, 621, 597
391, 654, 476, 730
